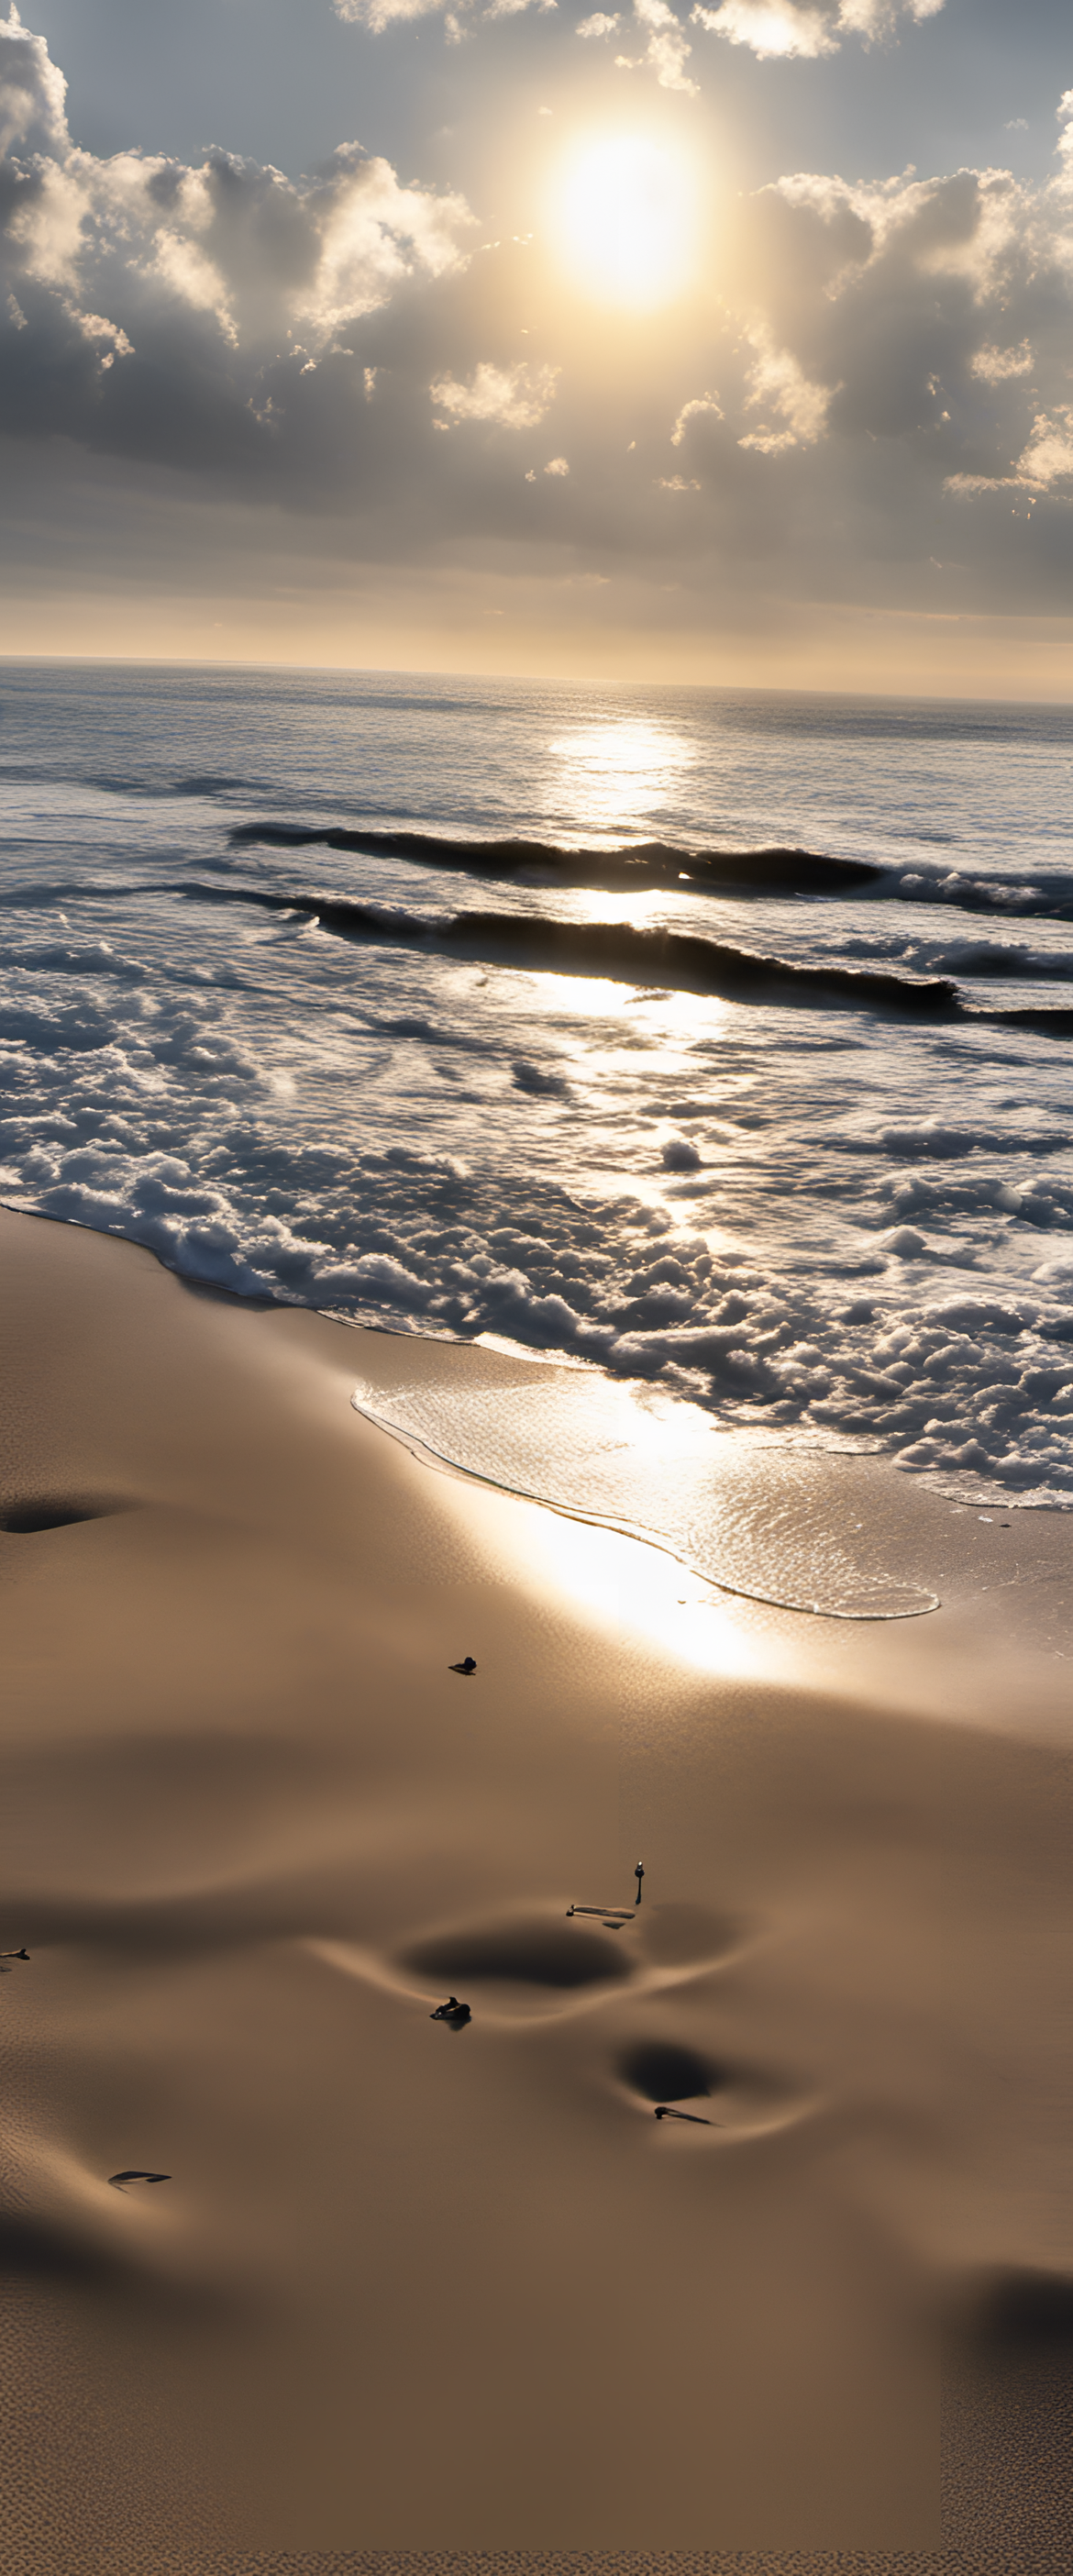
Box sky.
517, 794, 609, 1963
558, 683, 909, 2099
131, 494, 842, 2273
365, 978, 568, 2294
1, 0, 1072, 692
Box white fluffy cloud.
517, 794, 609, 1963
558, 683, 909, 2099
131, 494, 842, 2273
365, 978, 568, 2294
616, 0, 698, 92
0, 6, 65, 155
430, 360, 559, 427
4, 139, 471, 356
335, 0, 943, 76
337, 0, 700, 85
334, 0, 555, 31
1, 6, 473, 384
571, 0, 946, 95
691, 0, 941, 55
691, 0, 835, 56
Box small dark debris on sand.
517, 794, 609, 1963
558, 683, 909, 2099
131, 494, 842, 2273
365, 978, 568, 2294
108, 2171, 171, 2189
448, 1656, 478, 1675
430, 1996, 471, 2026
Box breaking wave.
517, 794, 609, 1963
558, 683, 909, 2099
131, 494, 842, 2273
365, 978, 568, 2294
229, 822, 879, 896
230, 821, 1073, 924
180, 881, 1073, 1031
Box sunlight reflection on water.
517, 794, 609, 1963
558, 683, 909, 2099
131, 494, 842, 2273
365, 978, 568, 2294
350, 1365, 938, 1621
546, 722, 697, 832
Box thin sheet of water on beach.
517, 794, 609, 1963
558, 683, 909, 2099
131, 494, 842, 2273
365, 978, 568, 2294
351, 1362, 937, 1618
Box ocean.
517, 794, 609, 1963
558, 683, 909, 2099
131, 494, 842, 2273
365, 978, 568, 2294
3, 657, 1072, 1596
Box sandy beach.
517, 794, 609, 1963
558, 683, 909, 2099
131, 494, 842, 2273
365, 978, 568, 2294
1, 1205, 1071, 2569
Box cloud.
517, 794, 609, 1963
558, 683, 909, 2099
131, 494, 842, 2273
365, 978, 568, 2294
334, 0, 554, 28
970, 341, 1033, 383
1012, 410, 1073, 494
691, 0, 942, 57
4, 135, 472, 346
430, 361, 558, 427
335, 0, 939, 78
1, 18, 478, 489
335, 0, 445, 22
710, 158, 1072, 477
671, 394, 724, 443
1, 14, 474, 378
618, 0, 698, 92
0, 6, 67, 157
737, 337, 833, 451
4, 13, 1073, 636
1056, 87, 1073, 196
339, 0, 698, 90
691, 0, 836, 56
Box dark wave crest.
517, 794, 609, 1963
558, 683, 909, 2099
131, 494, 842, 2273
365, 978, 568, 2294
228, 822, 880, 897
178, 881, 969, 1016
228, 820, 1073, 923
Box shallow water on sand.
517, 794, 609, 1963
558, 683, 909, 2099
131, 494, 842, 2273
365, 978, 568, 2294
351, 1360, 939, 1617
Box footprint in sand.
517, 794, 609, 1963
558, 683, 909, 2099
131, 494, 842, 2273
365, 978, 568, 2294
363, 1901, 814, 2145
617, 2034, 727, 2127
399, 1899, 745, 2023
615, 2025, 815, 2145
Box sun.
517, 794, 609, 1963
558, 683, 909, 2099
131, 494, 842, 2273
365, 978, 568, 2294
547, 134, 699, 312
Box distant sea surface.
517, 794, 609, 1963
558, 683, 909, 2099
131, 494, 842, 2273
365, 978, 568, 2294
3, 659, 1073, 1547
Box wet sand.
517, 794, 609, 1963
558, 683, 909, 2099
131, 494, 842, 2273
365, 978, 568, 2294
0, 1206, 1070, 2569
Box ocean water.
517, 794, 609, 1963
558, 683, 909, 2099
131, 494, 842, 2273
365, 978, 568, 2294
3, 658, 1073, 1572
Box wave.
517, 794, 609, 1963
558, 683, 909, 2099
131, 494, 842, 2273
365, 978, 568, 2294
228, 823, 881, 896
835, 936, 1073, 983
228, 821, 1073, 922
181, 881, 1073, 1029
183, 881, 963, 1015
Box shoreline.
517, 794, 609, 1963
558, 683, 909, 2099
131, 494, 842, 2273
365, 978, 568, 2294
1, 1206, 1070, 2562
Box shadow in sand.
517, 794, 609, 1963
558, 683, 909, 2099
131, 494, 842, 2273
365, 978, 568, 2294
404, 1918, 632, 1991
0, 2214, 115, 2282
964, 2269, 1073, 2356
618, 2038, 718, 2104
0, 1498, 133, 1533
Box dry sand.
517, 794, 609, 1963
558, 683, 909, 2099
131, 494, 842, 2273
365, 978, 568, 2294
1, 1206, 1071, 2570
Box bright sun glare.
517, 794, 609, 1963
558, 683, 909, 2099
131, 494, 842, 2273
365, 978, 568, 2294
548, 135, 698, 311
